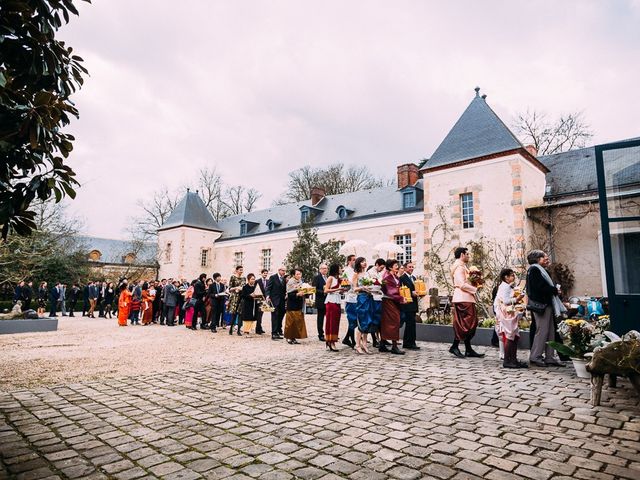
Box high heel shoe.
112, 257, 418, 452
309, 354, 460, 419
361, 345, 371, 354
354, 346, 364, 354
329, 344, 339, 352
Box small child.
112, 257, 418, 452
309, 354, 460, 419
493, 268, 528, 369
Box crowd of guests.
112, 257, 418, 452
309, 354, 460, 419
11, 245, 569, 369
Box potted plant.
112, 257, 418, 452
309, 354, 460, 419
548, 315, 610, 378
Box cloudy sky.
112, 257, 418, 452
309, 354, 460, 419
59, 0, 640, 239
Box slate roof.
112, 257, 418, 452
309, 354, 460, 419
539, 138, 640, 198
215, 181, 424, 241
74, 236, 157, 264
159, 191, 222, 232
424, 88, 524, 170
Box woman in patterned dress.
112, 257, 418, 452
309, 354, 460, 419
227, 265, 246, 336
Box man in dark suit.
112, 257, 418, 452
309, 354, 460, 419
82, 283, 90, 316
49, 282, 61, 317
312, 264, 328, 341
266, 266, 287, 340
255, 269, 269, 335
88, 281, 98, 318
399, 262, 420, 350
209, 273, 226, 332
193, 273, 207, 330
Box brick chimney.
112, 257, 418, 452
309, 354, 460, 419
525, 145, 538, 157
310, 186, 326, 206
397, 163, 420, 189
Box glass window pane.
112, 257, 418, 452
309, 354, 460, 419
609, 220, 640, 295
602, 145, 640, 218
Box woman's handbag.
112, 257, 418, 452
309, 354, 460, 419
526, 299, 547, 314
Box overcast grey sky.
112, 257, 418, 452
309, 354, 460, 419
59, 0, 640, 239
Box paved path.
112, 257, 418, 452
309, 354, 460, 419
1, 340, 639, 479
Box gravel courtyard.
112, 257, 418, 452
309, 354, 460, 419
1, 317, 639, 479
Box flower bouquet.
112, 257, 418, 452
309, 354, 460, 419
360, 277, 382, 294
468, 266, 484, 287
340, 275, 351, 291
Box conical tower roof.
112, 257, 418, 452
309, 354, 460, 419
424, 87, 524, 171
158, 190, 222, 232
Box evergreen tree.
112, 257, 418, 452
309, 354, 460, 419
284, 220, 344, 281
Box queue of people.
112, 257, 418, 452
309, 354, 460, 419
11, 245, 566, 369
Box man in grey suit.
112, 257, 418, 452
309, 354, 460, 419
163, 279, 180, 326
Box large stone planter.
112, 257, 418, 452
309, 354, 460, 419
0, 317, 58, 335
415, 323, 530, 348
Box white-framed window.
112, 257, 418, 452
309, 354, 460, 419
461, 192, 474, 229
200, 248, 210, 268
240, 223, 247, 236
165, 242, 172, 263
301, 209, 310, 223
395, 234, 412, 264
261, 249, 271, 271
234, 251, 244, 267
403, 191, 416, 209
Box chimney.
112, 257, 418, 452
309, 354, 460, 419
310, 186, 326, 206
525, 145, 538, 157
397, 163, 420, 189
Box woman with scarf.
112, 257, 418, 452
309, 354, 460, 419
526, 250, 567, 367
379, 259, 406, 355
284, 269, 308, 344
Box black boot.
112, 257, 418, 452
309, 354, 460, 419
503, 340, 518, 368
390, 345, 405, 355
464, 338, 485, 358
379, 343, 390, 353
449, 340, 465, 358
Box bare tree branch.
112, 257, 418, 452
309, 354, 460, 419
513, 109, 594, 156
275, 163, 388, 204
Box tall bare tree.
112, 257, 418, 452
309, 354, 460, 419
276, 163, 390, 204
513, 110, 594, 156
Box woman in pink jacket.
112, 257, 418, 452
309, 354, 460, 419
449, 247, 484, 358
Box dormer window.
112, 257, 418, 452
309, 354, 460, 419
335, 205, 354, 220
239, 219, 259, 236
301, 209, 310, 223
266, 219, 281, 231
299, 205, 323, 223
403, 191, 416, 209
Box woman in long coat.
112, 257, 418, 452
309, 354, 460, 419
117, 284, 132, 326
140, 282, 155, 325
240, 273, 260, 336
227, 266, 246, 335
380, 259, 405, 355
284, 269, 308, 344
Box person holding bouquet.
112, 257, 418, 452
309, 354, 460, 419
450, 247, 484, 358
493, 268, 527, 368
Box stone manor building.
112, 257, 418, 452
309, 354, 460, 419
158, 88, 639, 296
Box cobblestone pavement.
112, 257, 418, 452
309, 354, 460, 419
1, 342, 640, 480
